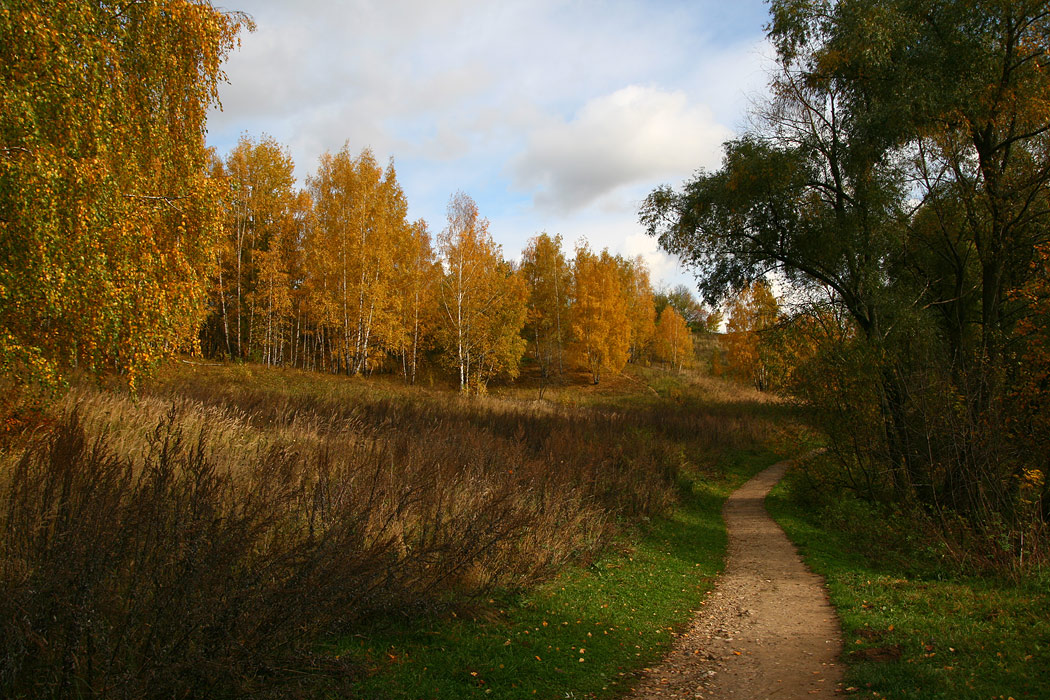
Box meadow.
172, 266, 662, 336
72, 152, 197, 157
0, 361, 787, 698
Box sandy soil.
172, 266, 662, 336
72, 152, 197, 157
627, 460, 843, 699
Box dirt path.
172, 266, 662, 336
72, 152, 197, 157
627, 460, 843, 699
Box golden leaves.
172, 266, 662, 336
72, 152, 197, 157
569, 245, 631, 384
437, 192, 527, 392
0, 1, 243, 387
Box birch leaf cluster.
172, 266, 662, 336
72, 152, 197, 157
1, 0, 246, 388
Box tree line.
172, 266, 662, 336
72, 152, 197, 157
201, 137, 706, 390
0, 1, 714, 398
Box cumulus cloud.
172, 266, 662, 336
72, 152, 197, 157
510, 86, 731, 214
208, 0, 771, 287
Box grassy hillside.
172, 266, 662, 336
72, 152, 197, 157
0, 361, 790, 699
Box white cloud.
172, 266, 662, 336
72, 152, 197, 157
621, 231, 683, 285
510, 86, 731, 214
208, 0, 773, 288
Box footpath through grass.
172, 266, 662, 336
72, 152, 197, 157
767, 472, 1050, 700
342, 449, 778, 700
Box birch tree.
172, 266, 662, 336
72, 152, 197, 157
308, 146, 410, 374
437, 192, 526, 392
569, 245, 630, 384
521, 233, 571, 377
0, 0, 246, 387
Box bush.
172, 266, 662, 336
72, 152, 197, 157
0, 373, 703, 697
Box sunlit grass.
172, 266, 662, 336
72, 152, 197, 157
343, 449, 780, 700
767, 473, 1050, 700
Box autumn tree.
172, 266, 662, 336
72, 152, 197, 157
655, 284, 721, 333
724, 281, 780, 391
617, 256, 657, 364
308, 146, 412, 375
255, 188, 312, 366
570, 245, 630, 384
0, 1, 246, 388
644, 0, 1050, 551
390, 219, 439, 384
799, 0, 1050, 373
1009, 244, 1050, 523
437, 193, 527, 392
204, 135, 298, 363
520, 233, 571, 377
654, 306, 693, 372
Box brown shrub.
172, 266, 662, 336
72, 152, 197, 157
0, 365, 777, 697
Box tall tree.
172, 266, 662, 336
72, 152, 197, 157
437, 193, 526, 392
207, 135, 298, 362
797, 0, 1050, 371
570, 245, 630, 384
521, 232, 571, 377
308, 147, 411, 375
390, 219, 439, 384
654, 306, 693, 372
643, 0, 1050, 531
0, 0, 246, 388
617, 256, 657, 364
724, 281, 780, 391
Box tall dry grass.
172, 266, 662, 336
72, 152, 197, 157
0, 364, 777, 698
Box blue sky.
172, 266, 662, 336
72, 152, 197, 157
206, 0, 774, 290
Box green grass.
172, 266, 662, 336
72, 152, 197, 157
767, 473, 1050, 700
340, 449, 779, 700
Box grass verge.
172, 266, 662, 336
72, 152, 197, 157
767, 470, 1050, 700
341, 449, 779, 700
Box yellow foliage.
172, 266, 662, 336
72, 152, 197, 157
618, 256, 657, 364
654, 306, 693, 371
306, 147, 415, 375
437, 193, 526, 392
724, 280, 779, 390
570, 246, 631, 384
0, 0, 246, 387
521, 233, 571, 377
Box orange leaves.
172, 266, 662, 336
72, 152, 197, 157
723, 280, 780, 391
617, 256, 657, 363
0, 1, 243, 388
654, 306, 693, 372
569, 245, 631, 385
306, 146, 418, 375
209, 135, 299, 363
521, 233, 572, 377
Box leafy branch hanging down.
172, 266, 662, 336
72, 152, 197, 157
0, 1, 250, 389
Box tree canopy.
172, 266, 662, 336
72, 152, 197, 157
642, 0, 1050, 543
0, 0, 248, 388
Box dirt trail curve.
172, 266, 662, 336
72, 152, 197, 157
628, 459, 843, 699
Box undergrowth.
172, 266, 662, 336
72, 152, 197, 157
0, 362, 783, 698
343, 449, 779, 699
